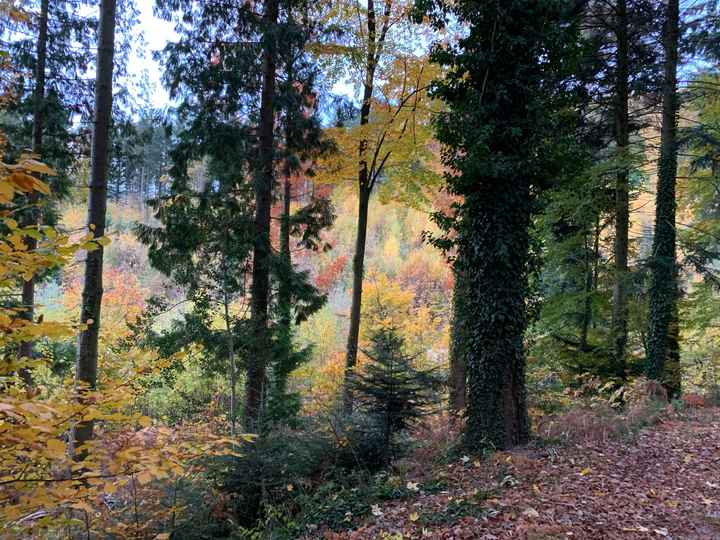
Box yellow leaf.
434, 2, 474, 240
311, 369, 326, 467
46, 438, 66, 458
409, 512, 419, 522
19, 159, 56, 176
580, 467, 592, 476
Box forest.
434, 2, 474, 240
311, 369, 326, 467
2, 0, 720, 538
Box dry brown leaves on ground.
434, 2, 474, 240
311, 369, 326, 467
328, 409, 720, 539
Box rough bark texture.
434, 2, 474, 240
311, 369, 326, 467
611, 0, 630, 378
245, 0, 279, 431
342, 0, 380, 414
646, 0, 680, 396
462, 184, 531, 451
17, 0, 49, 383
74, 0, 116, 453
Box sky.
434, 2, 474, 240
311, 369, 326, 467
126, 2, 355, 110
127, 2, 177, 108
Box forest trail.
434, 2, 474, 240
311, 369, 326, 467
332, 410, 720, 540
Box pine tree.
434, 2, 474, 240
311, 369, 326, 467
418, 0, 585, 450
349, 326, 440, 465
580, 0, 663, 375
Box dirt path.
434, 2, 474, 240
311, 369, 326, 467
331, 411, 720, 539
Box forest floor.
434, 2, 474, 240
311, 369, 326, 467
327, 408, 720, 540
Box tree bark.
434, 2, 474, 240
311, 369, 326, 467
343, 0, 380, 414
222, 260, 237, 437
276, 171, 292, 397
611, 0, 630, 378
646, 0, 680, 395
17, 0, 49, 384
580, 230, 595, 350
73, 0, 116, 455
245, 0, 279, 431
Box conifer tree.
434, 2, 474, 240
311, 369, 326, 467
155, 0, 333, 430
349, 326, 440, 465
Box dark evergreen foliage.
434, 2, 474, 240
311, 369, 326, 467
417, 0, 586, 450
349, 327, 441, 465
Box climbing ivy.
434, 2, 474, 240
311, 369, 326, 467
417, 0, 586, 450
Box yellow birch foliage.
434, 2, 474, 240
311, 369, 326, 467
0, 155, 243, 539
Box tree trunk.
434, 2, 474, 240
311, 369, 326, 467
17, 0, 49, 384
448, 273, 467, 414
222, 266, 237, 437
343, 0, 379, 413
276, 172, 292, 396
646, 0, 680, 395
73, 0, 116, 456
580, 231, 594, 349
245, 0, 279, 431
611, 0, 630, 379
343, 186, 371, 413
463, 182, 531, 451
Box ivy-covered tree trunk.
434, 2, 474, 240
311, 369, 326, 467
246, 0, 279, 430
418, 0, 584, 451
17, 0, 49, 382
74, 0, 116, 454
646, 0, 680, 396
461, 185, 531, 450
448, 273, 467, 414
611, 0, 631, 378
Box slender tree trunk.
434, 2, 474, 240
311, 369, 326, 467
17, 0, 49, 384
343, 186, 370, 412
276, 171, 292, 397
646, 0, 680, 396
73, 0, 116, 455
343, 0, 379, 413
448, 273, 467, 414
222, 266, 237, 437
580, 232, 594, 349
246, 0, 279, 431
611, 0, 630, 378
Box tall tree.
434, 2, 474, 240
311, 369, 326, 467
156, 0, 333, 430
137, 165, 256, 436
419, 0, 584, 450
610, 0, 632, 377
73, 0, 116, 453
315, 0, 438, 412
246, 0, 280, 430
646, 0, 680, 396
16, 0, 49, 380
